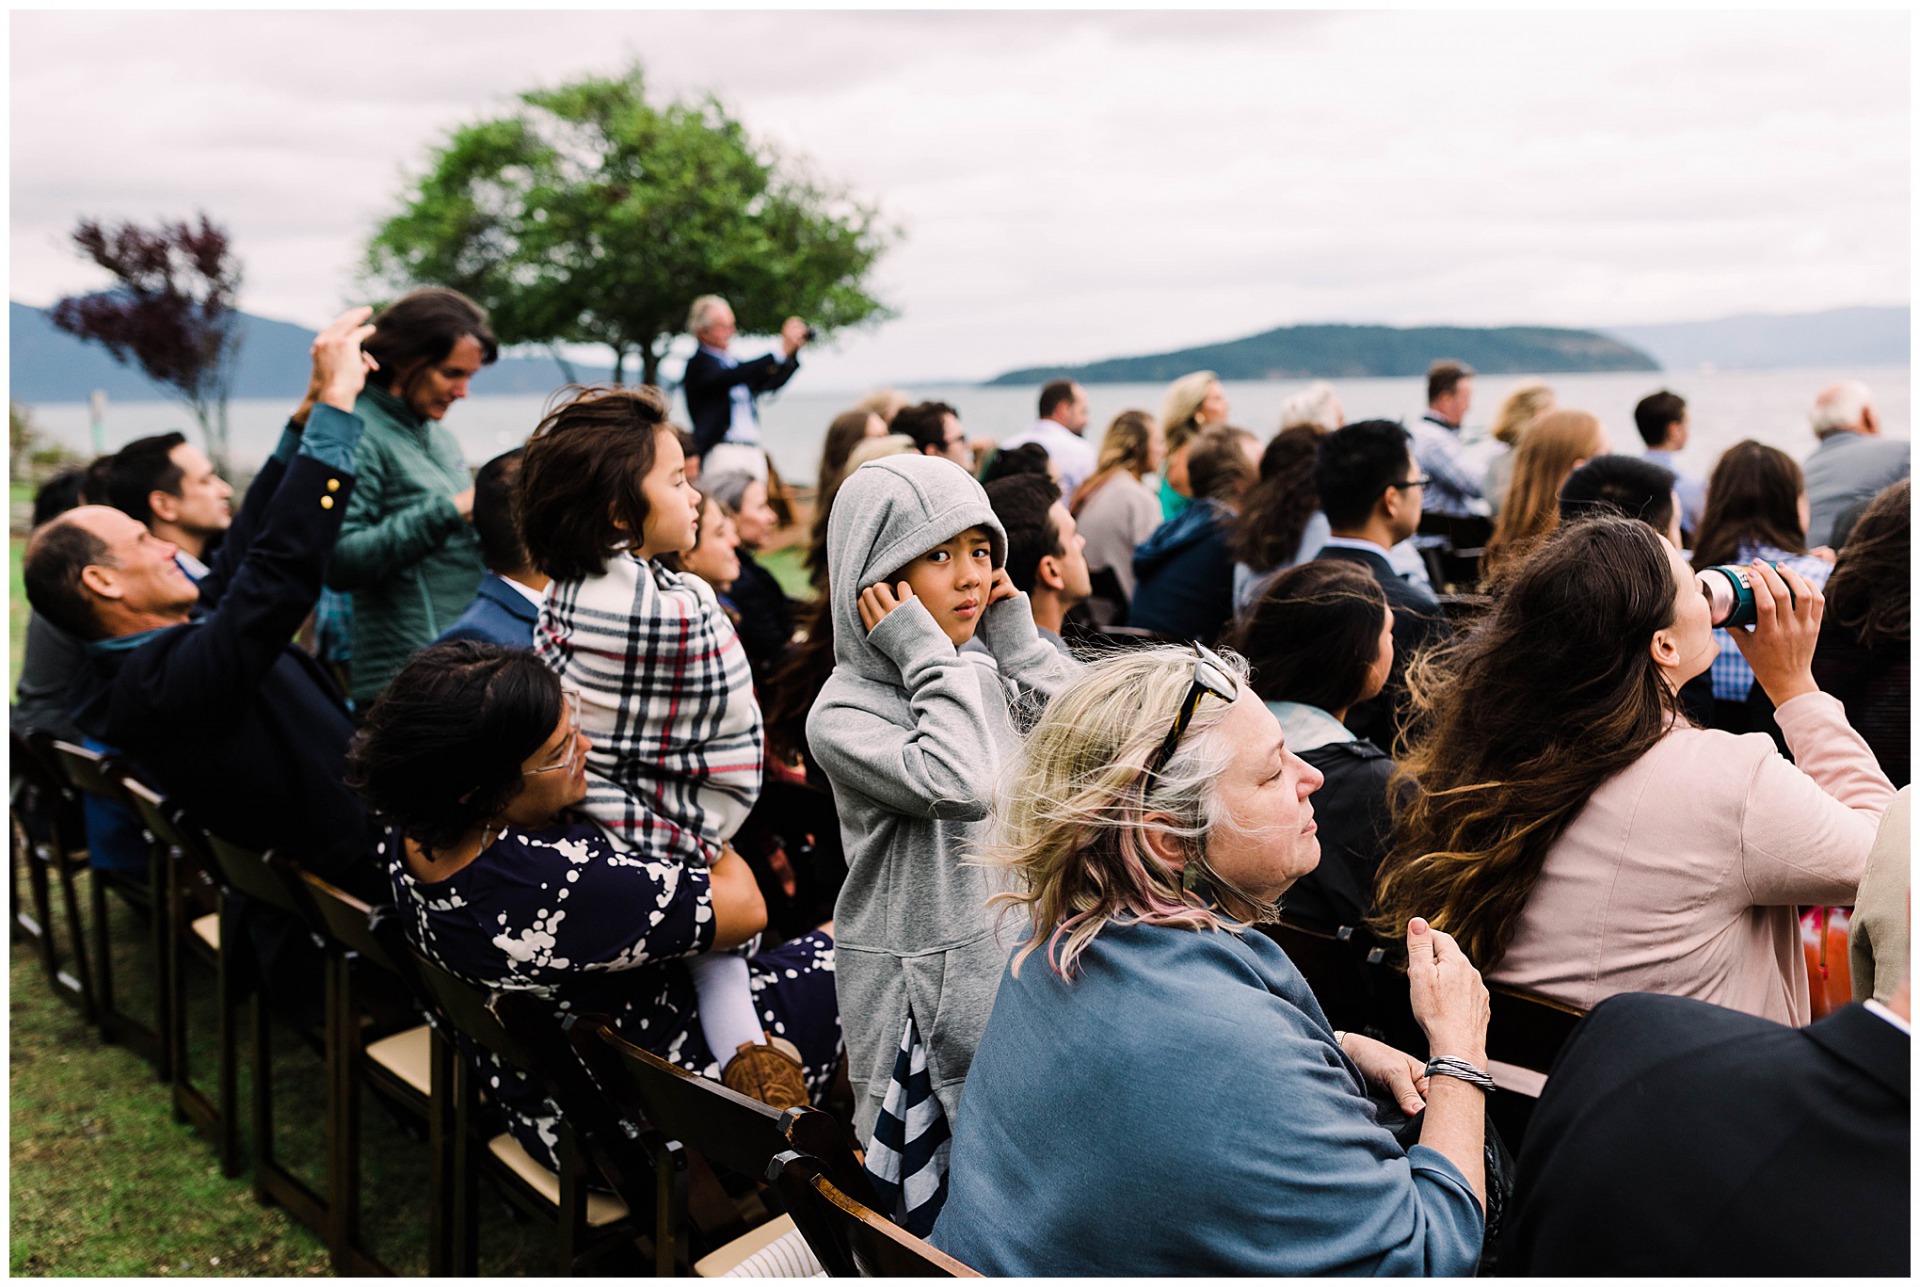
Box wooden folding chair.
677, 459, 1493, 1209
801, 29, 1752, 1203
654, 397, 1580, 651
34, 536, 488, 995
49, 739, 169, 1073
567, 1012, 872, 1276
367, 911, 648, 1276
116, 774, 239, 1176
10, 728, 95, 1018
198, 831, 331, 1236
271, 860, 436, 1276
766, 1149, 979, 1278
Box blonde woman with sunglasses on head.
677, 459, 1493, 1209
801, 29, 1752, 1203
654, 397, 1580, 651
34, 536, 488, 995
930, 644, 1493, 1276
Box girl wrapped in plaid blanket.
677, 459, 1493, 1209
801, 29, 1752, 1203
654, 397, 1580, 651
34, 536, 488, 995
519, 386, 824, 1105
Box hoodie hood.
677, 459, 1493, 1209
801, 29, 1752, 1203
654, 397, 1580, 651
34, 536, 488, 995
1133, 497, 1228, 577
826, 454, 1006, 683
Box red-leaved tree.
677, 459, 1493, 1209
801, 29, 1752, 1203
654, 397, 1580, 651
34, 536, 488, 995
50, 213, 244, 472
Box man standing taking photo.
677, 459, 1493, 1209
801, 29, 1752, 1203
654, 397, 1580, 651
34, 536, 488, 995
683, 293, 810, 479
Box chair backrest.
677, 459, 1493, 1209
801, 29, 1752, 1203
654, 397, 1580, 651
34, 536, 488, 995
276, 860, 401, 975
48, 738, 128, 802
1262, 918, 1424, 1055
766, 1150, 978, 1278
200, 832, 303, 916
1484, 983, 1585, 1076
571, 1015, 872, 1204
16, 728, 84, 846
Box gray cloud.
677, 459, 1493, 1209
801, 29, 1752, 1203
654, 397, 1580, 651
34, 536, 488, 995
10, 8, 1907, 387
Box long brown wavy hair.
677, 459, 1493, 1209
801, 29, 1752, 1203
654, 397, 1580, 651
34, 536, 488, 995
1690, 440, 1808, 569
1371, 515, 1685, 968
1826, 478, 1909, 648
1229, 425, 1323, 572
1481, 409, 1607, 578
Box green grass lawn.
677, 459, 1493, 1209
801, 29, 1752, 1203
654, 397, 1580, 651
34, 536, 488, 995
10, 878, 573, 1275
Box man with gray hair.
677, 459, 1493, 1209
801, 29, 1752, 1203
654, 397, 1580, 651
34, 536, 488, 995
1802, 379, 1908, 548
1279, 380, 1344, 434
682, 293, 810, 477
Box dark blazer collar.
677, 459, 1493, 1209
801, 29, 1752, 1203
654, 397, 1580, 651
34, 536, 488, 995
1316, 543, 1397, 578
477, 573, 541, 624
1805, 1002, 1910, 1101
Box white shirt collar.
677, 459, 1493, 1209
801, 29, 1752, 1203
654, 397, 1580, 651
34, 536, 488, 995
1265, 701, 1356, 753
1864, 998, 1911, 1035
499, 574, 547, 608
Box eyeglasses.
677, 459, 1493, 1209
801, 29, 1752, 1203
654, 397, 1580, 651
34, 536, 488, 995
1388, 475, 1432, 492
1142, 642, 1240, 782
525, 690, 584, 777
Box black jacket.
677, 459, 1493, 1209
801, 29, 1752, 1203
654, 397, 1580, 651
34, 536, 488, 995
1312, 545, 1450, 749
1501, 992, 1909, 1276
1129, 498, 1237, 644
1280, 738, 1394, 934
70, 415, 374, 888
682, 346, 799, 458
725, 551, 796, 684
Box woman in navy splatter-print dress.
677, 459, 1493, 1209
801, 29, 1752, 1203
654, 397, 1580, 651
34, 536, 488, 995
348, 641, 839, 1170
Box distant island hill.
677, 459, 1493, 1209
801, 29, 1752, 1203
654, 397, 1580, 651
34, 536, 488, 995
8, 300, 1908, 404
989, 306, 1910, 386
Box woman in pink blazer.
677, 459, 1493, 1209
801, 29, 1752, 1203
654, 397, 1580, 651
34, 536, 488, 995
1374, 515, 1893, 1026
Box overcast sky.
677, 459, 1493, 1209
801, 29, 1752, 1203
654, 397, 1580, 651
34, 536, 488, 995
10, 8, 1909, 388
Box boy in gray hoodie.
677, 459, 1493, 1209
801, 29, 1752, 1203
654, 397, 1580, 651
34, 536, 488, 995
808, 455, 1079, 1145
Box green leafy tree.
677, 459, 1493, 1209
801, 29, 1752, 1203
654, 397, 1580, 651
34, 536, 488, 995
365, 66, 895, 387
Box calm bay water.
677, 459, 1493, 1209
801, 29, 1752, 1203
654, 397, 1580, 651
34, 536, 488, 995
21, 364, 1910, 487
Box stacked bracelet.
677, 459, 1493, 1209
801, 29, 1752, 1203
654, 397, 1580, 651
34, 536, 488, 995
1424, 1055, 1496, 1094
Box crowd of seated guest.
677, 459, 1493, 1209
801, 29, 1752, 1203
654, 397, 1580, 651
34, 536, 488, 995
13, 304, 1909, 1276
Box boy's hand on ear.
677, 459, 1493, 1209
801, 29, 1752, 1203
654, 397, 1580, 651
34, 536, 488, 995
858, 580, 917, 633
986, 567, 1018, 607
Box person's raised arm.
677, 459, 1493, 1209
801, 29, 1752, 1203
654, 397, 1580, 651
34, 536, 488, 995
1404, 918, 1489, 1209
141, 309, 376, 721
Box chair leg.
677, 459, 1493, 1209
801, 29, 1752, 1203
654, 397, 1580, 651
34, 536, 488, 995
89, 862, 117, 1043
556, 1129, 582, 1275
216, 905, 244, 1179
450, 1053, 480, 1275
251, 987, 275, 1208
148, 857, 173, 1083
427, 1029, 456, 1277
55, 853, 98, 1020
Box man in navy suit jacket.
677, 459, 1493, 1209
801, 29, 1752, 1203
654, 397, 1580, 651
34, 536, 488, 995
25, 309, 381, 893
434, 447, 545, 649
1502, 986, 1909, 1276
1311, 420, 1452, 748
681, 294, 809, 463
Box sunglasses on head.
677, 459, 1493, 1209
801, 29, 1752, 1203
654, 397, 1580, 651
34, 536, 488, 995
1142, 642, 1239, 782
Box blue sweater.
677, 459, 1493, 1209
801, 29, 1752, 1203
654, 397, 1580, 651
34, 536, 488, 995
930, 922, 1483, 1276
